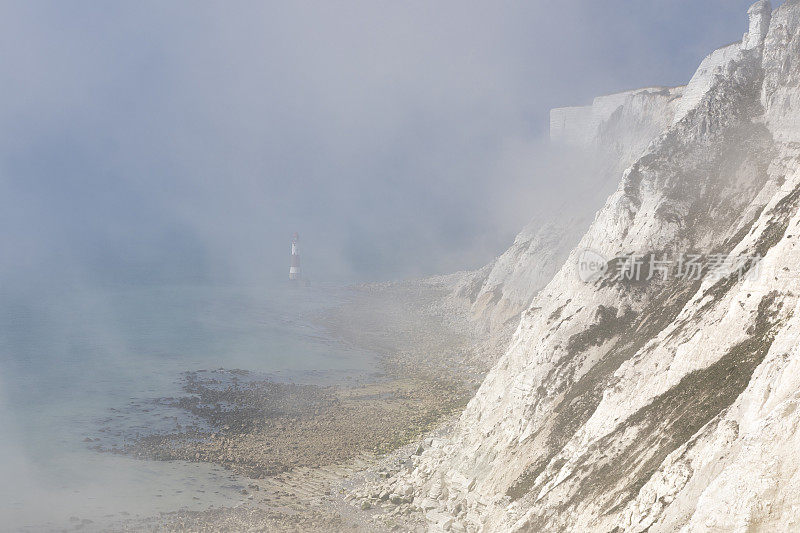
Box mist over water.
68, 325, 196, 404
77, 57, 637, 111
0, 284, 375, 529
0, 0, 768, 287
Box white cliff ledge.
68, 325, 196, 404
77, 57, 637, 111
550, 86, 683, 146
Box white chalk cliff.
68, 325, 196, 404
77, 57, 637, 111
455, 84, 684, 335
403, 2, 800, 531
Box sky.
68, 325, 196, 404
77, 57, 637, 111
0, 0, 780, 285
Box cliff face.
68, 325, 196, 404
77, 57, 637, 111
456, 86, 684, 336
403, 2, 800, 531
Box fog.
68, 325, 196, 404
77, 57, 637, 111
0, 0, 770, 286
0, 1, 782, 529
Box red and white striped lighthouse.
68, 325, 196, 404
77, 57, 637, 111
289, 232, 301, 281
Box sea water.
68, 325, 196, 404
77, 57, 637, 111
0, 283, 374, 531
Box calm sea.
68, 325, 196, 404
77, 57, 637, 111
0, 283, 375, 531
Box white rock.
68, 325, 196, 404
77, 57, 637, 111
398, 2, 800, 532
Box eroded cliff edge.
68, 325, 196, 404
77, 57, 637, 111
453, 84, 685, 338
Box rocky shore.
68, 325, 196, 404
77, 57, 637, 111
122, 368, 470, 478
99, 280, 495, 531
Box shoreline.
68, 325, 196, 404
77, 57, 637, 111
99, 281, 486, 531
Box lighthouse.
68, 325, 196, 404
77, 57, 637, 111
289, 232, 301, 281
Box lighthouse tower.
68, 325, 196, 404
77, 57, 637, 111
289, 232, 301, 281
